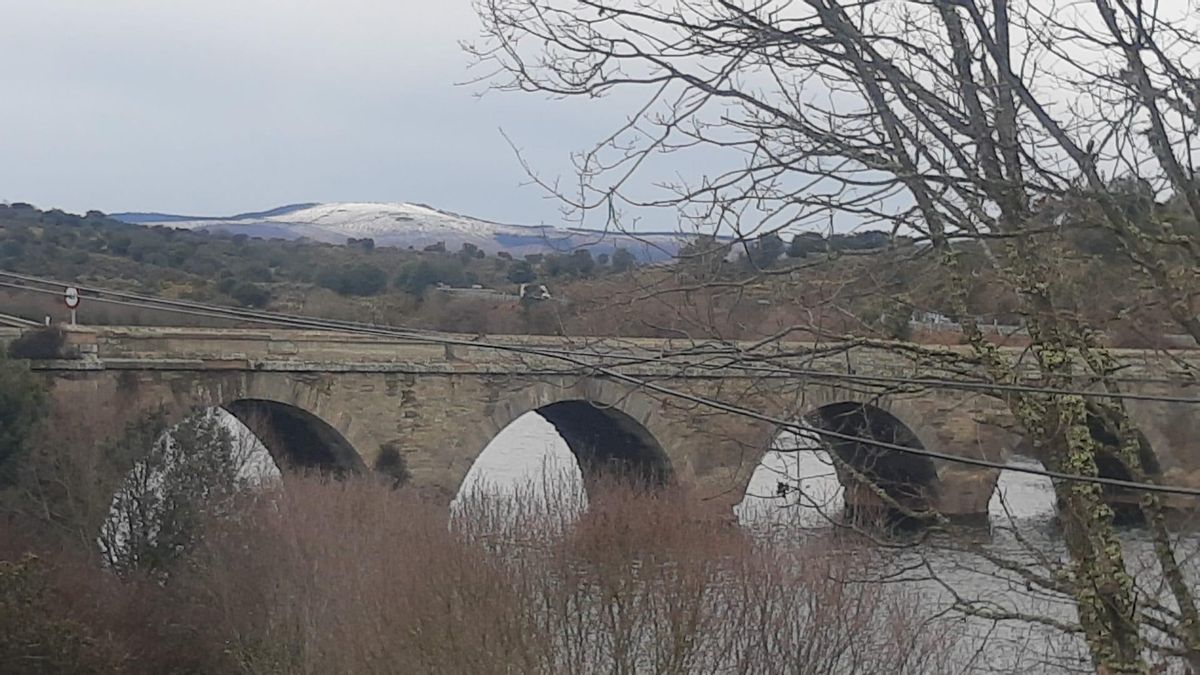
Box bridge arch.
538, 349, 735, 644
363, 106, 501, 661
167, 374, 371, 476
453, 379, 674, 500
735, 396, 947, 527
533, 400, 671, 486
45, 370, 373, 481
804, 400, 940, 524
221, 399, 363, 474
989, 453, 1058, 526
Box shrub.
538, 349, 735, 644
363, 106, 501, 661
230, 282, 270, 308
318, 263, 389, 296
0, 353, 45, 485
7, 327, 70, 360
0, 555, 115, 674
0, 473, 965, 674
99, 409, 246, 577
506, 260, 537, 284
374, 442, 411, 487
184, 477, 960, 674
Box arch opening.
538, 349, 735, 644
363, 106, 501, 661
454, 400, 672, 516
806, 402, 938, 527
735, 429, 844, 530
990, 455, 1058, 526
452, 411, 586, 521
1092, 452, 1145, 526
223, 399, 364, 475
1084, 410, 1148, 526
534, 401, 672, 488
99, 402, 362, 572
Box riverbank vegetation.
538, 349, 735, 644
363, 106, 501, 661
1, 472, 959, 674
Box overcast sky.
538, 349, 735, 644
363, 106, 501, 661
0, 1, 622, 225
7, 2, 1192, 233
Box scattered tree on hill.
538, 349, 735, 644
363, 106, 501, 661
107, 234, 131, 255
677, 235, 727, 273
787, 233, 825, 258
318, 264, 389, 297
347, 237, 375, 252
506, 260, 537, 285
569, 249, 596, 277
229, 282, 270, 308
744, 232, 785, 269
394, 258, 469, 295
610, 248, 636, 272
458, 242, 486, 261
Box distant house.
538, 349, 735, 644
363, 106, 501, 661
519, 283, 552, 301
911, 310, 1028, 335
913, 310, 954, 325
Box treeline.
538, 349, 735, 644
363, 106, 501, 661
1, 198, 1185, 344
0, 203, 643, 309
675, 229, 906, 273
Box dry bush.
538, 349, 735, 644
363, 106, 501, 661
0, 517, 224, 674
190, 478, 530, 675
3, 387, 139, 546
7, 327, 71, 360
2, 471, 962, 674
189, 475, 960, 674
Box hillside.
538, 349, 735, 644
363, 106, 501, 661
0, 202, 1184, 347
111, 202, 689, 262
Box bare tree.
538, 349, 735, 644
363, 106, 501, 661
471, 1, 1200, 670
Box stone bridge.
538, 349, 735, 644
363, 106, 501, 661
19, 326, 1200, 521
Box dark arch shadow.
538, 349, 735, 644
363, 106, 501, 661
1007, 410, 1151, 527
1090, 452, 1145, 526
223, 399, 364, 476
534, 401, 672, 489
806, 402, 938, 527
1084, 409, 1151, 526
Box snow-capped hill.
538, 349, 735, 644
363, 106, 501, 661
111, 202, 687, 262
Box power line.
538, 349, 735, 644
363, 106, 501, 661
535, 356, 1200, 499
6, 270, 1200, 497
728, 362, 1200, 404
4, 269, 1198, 403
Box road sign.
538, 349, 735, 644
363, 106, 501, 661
63, 287, 80, 309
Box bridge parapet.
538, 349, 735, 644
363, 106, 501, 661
47, 325, 1200, 380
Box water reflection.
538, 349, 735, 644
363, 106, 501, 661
735, 431, 843, 529
451, 412, 586, 511
990, 457, 1057, 524
737, 436, 1063, 532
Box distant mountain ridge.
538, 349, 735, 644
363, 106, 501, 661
110, 202, 689, 262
